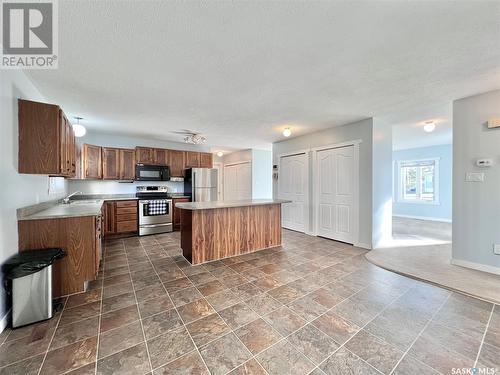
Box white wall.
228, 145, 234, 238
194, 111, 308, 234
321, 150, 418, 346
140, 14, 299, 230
251, 149, 273, 199
272, 118, 373, 247
372, 119, 393, 248
452, 90, 500, 273
222, 149, 253, 165
0, 70, 69, 323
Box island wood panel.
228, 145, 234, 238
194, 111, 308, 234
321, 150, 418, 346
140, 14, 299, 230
182, 204, 281, 264
18, 216, 98, 297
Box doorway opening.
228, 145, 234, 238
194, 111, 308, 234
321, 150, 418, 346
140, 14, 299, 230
389, 119, 452, 247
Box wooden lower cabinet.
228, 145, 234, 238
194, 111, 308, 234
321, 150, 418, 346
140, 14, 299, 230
103, 200, 138, 237
173, 197, 190, 231
104, 201, 115, 235
18, 215, 102, 297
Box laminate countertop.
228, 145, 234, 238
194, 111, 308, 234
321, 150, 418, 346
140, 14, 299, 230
18, 200, 105, 221
175, 199, 290, 210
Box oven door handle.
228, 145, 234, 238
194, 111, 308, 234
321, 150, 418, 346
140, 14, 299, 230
140, 223, 172, 228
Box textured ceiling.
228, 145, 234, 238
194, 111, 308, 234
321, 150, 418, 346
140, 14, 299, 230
392, 102, 453, 150
27, 1, 500, 150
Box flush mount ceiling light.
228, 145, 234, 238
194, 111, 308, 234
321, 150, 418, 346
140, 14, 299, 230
73, 117, 86, 137
216, 151, 224, 157
283, 127, 292, 137
423, 121, 436, 133
184, 133, 206, 144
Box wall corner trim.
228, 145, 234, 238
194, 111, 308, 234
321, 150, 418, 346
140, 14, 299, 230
393, 214, 452, 223
354, 242, 372, 250
450, 258, 500, 275
0, 309, 11, 334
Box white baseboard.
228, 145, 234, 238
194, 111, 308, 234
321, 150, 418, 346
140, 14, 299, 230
354, 242, 372, 250
0, 310, 10, 334
451, 258, 500, 275
393, 214, 452, 223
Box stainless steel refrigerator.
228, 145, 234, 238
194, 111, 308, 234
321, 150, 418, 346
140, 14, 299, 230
184, 168, 218, 202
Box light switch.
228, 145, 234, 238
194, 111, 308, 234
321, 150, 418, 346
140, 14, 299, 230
494, 244, 500, 255
465, 172, 485, 182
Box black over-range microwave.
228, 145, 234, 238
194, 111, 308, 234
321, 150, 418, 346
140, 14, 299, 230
135, 164, 171, 181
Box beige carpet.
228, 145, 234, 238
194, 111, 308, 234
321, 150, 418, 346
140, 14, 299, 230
366, 243, 500, 304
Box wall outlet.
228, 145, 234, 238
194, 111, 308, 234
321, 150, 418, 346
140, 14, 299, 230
494, 244, 500, 255
465, 172, 485, 182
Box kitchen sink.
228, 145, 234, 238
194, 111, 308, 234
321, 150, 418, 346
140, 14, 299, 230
66, 200, 102, 205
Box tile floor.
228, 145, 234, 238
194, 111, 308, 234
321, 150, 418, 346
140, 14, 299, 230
0, 230, 498, 374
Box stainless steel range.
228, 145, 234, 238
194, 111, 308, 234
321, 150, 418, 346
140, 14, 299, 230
136, 186, 173, 236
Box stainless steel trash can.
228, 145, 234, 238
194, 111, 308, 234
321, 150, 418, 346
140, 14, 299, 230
12, 265, 53, 328
2, 248, 65, 328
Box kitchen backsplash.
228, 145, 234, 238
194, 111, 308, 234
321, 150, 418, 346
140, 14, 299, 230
67, 180, 184, 194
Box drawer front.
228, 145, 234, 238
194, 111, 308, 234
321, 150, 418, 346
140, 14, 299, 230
116, 220, 138, 233
116, 213, 137, 222
115, 200, 137, 208
116, 207, 137, 215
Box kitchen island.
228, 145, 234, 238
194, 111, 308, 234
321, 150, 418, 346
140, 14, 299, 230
176, 199, 289, 265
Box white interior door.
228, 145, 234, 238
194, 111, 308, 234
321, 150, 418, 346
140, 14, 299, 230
317, 145, 355, 243
279, 153, 308, 233
224, 162, 251, 200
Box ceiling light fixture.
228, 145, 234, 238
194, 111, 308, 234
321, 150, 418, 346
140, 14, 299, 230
283, 127, 292, 137
423, 121, 436, 133
184, 133, 206, 144
216, 151, 224, 157
73, 117, 86, 137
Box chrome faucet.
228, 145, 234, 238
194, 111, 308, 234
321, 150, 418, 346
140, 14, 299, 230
62, 191, 82, 204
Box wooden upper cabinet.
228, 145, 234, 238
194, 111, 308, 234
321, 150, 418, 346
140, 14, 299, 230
83, 144, 102, 179
168, 150, 185, 177
65, 116, 76, 177
135, 147, 155, 164
18, 99, 75, 177
119, 149, 135, 180
154, 148, 168, 165
102, 147, 120, 180
185, 151, 200, 168
200, 153, 213, 168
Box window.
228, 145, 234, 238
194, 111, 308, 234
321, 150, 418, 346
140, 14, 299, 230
397, 158, 439, 204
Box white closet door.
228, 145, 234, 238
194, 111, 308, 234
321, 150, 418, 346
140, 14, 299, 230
224, 165, 238, 200
224, 162, 251, 201
279, 153, 307, 233
317, 145, 354, 243
237, 163, 252, 200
